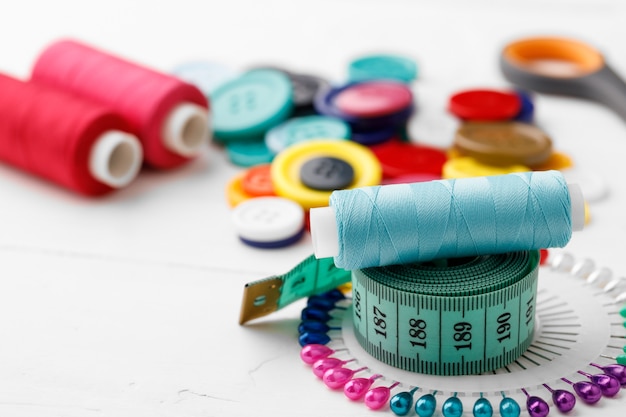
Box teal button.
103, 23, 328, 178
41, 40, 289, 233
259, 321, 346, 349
265, 115, 351, 154
213, 69, 293, 142
348, 54, 418, 83
226, 140, 274, 167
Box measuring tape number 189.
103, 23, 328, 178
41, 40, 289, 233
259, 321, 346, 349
351, 251, 539, 376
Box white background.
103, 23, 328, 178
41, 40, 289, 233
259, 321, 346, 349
0, 1, 625, 416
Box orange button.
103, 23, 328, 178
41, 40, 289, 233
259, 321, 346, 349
242, 164, 276, 197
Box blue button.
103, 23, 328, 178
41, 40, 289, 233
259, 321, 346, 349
514, 90, 535, 123
265, 115, 350, 154
314, 82, 414, 131
351, 126, 396, 145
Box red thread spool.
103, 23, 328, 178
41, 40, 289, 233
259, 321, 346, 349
0, 73, 142, 195
30, 39, 210, 169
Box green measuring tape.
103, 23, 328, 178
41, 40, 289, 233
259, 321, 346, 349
239, 250, 539, 377
352, 250, 539, 376
239, 255, 351, 324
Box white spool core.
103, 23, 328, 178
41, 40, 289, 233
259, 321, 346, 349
568, 183, 585, 232
310, 206, 339, 259
162, 102, 211, 157
89, 130, 143, 188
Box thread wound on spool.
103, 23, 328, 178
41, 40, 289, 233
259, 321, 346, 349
30, 38, 209, 169
0, 73, 137, 195
330, 170, 573, 270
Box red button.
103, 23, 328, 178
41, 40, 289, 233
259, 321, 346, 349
448, 89, 521, 121
381, 172, 441, 185
334, 81, 413, 117
370, 139, 448, 179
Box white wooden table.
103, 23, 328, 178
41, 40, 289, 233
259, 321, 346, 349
0, 1, 625, 416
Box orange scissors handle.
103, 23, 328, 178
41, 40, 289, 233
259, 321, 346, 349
500, 36, 626, 121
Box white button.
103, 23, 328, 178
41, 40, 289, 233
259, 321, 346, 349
231, 196, 304, 242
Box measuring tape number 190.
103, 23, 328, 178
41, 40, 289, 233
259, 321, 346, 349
351, 251, 539, 376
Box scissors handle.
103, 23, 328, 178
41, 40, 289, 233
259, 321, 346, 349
587, 66, 626, 121
500, 37, 626, 121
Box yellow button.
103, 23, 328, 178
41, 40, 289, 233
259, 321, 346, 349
532, 151, 574, 171
447, 146, 465, 159
337, 282, 353, 294
225, 171, 253, 207
584, 201, 591, 225
271, 139, 382, 209
442, 156, 530, 179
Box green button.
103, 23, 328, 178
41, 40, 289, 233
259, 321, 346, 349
348, 54, 418, 83
213, 69, 293, 142
265, 115, 350, 154
226, 140, 274, 167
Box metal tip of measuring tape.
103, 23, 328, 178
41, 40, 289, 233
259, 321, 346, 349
239, 277, 283, 325
238, 255, 351, 325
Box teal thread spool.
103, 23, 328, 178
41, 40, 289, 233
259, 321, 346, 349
310, 170, 584, 270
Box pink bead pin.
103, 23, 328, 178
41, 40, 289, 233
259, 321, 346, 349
323, 366, 368, 389
365, 381, 401, 410
344, 374, 382, 400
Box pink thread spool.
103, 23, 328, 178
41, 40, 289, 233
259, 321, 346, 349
31, 39, 210, 169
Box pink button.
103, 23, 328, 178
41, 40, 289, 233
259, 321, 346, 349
333, 81, 413, 117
